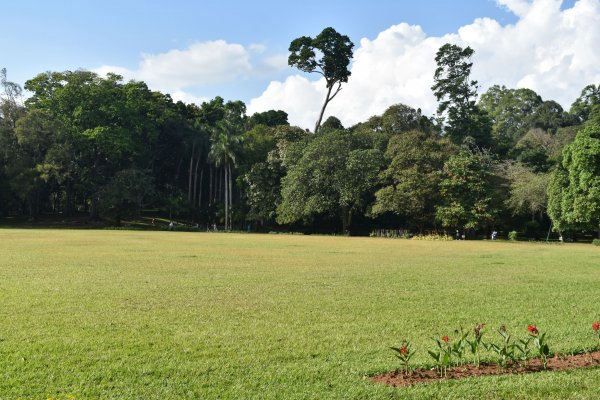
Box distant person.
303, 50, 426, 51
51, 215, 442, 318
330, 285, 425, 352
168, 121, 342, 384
169, 221, 174, 230
491, 230, 497, 240
456, 230, 460, 240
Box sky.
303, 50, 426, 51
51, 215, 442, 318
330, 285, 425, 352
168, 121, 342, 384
2, 0, 597, 129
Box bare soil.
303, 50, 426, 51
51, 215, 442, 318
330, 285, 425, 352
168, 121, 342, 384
372, 351, 600, 387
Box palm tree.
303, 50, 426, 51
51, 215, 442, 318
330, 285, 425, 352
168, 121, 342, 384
209, 118, 241, 230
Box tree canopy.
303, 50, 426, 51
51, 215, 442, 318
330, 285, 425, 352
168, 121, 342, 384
288, 27, 354, 133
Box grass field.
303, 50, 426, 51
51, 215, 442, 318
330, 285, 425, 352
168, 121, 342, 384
0, 229, 599, 399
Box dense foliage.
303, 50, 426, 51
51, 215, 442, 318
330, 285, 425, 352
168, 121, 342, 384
1, 42, 599, 240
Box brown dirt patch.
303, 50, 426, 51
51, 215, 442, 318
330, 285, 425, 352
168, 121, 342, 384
372, 351, 600, 387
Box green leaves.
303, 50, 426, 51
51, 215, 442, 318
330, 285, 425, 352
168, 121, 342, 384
391, 341, 416, 374
276, 130, 382, 232
288, 27, 354, 132
432, 44, 492, 147
548, 124, 600, 235
436, 148, 500, 230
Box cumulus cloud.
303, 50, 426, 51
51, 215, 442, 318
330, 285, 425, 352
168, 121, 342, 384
248, 0, 600, 130
94, 40, 287, 105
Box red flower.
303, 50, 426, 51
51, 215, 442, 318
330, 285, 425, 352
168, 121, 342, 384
528, 325, 539, 335
442, 336, 449, 342
593, 322, 600, 332
400, 346, 408, 354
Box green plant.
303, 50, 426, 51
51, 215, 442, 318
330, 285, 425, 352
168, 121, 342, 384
451, 328, 470, 365
390, 341, 417, 375
528, 325, 550, 369
593, 239, 600, 246
514, 336, 532, 366
428, 336, 453, 377
466, 323, 486, 367
486, 325, 516, 368
508, 231, 518, 241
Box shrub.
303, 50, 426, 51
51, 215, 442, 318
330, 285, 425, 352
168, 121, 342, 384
508, 231, 518, 241
593, 239, 600, 246
411, 234, 454, 241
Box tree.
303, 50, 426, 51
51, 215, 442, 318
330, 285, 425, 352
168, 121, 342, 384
436, 148, 500, 231
431, 44, 492, 147
371, 130, 455, 232
547, 124, 600, 237
10, 109, 61, 217
0, 68, 25, 128
570, 84, 600, 123
319, 116, 345, 133
244, 125, 307, 225
529, 100, 572, 134
288, 27, 354, 133
0, 68, 25, 215
208, 102, 245, 230
479, 85, 543, 152
248, 110, 288, 128
512, 128, 555, 172
99, 169, 156, 226
277, 131, 381, 233
503, 162, 549, 221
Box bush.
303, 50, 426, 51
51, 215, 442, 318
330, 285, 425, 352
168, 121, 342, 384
508, 231, 518, 241
593, 239, 600, 246
411, 234, 454, 241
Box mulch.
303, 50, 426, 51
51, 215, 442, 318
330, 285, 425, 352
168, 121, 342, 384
372, 351, 600, 387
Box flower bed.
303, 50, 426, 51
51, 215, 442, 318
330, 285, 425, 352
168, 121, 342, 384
373, 351, 600, 386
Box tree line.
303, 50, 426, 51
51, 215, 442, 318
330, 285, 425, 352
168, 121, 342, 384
1, 30, 599, 239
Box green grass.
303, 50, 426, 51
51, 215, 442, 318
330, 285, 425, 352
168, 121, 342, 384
0, 229, 599, 399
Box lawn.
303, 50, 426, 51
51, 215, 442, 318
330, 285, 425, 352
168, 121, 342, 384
0, 229, 599, 399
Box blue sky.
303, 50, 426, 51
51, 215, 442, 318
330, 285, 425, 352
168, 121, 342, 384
2, 1, 523, 95
1, 0, 590, 128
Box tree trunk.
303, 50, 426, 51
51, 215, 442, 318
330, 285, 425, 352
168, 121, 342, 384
90, 194, 99, 220
217, 167, 222, 204
314, 84, 334, 133
64, 183, 73, 216
341, 207, 352, 235
198, 168, 204, 208
209, 167, 213, 206
193, 155, 200, 205
228, 163, 233, 230
224, 164, 229, 230
188, 143, 195, 202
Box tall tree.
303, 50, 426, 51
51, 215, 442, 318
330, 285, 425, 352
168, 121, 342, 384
431, 44, 492, 147
570, 84, 600, 123
208, 103, 244, 230
99, 169, 156, 226
436, 148, 500, 231
277, 130, 381, 233
547, 124, 600, 238
371, 130, 455, 232
288, 27, 354, 133
503, 162, 549, 221
479, 85, 543, 152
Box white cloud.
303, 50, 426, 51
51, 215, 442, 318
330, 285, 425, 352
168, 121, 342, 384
248, 0, 600, 130
496, 0, 533, 17
94, 40, 287, 106
249, 43, 267, 54
96, 40, 251, 92
135, 40, 251, 90
170, 90, 209, 105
